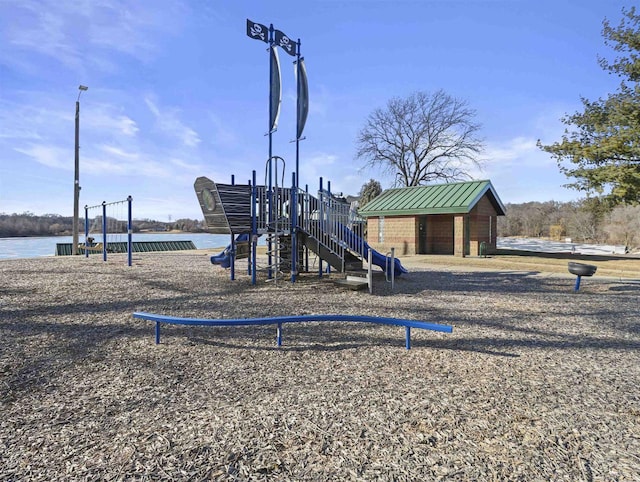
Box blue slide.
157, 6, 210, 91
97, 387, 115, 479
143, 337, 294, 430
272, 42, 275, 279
211, 233, 250, 269
339, 224, 408, 276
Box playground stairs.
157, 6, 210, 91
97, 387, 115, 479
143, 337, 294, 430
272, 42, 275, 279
299, 230, 362, 273
334, 275, 369, 291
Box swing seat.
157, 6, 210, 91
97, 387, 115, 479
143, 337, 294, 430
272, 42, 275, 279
79, 243, 104, 252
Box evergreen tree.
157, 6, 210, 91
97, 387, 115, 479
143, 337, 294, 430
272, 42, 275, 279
358, 179, 383, 208
539, 8, 640, 204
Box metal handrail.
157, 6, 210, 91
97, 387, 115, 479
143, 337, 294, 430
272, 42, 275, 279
253, 184, 368, 268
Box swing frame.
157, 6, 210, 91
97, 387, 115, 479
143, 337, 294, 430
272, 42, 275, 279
83, 196, 133, 266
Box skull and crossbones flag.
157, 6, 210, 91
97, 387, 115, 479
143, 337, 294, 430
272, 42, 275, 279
274, 29, 297, 56
246, 19, 268, 43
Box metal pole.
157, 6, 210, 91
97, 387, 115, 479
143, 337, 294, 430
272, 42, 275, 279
291, 172, 297, 283
391, 247, 395, 290
84, 205, 89, 258
102, 201, 107, 262
326, 180, 331, 275
318, 177, 323, 278
127, 196, 133, 267
72, 85, 88, 255
230, 232, 235, 281
305, 184, 309, 272
251, 170, 257, 285
72, 100, 80, 255
267, 25, 274, 280
248, 179, 252, 277
368, 248, 373, 294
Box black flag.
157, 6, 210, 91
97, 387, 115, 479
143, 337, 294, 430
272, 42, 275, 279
274, 29, 297, 56
270, 47, 282, 132
296, 58, 309, 139
246, 19, 268, 43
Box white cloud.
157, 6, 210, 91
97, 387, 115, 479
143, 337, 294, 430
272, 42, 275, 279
309, 84, 331, 117
87, 107, 139, 137
0, 0, 186, 73
207, 112, 238, 147
483, 137, 539, 164
297, 151, 365, 194
14, 145, 70, 170
144, 96, 201, 147
99, 145, 139, 160
169, 158, 203, 172
469, 136, 556, 181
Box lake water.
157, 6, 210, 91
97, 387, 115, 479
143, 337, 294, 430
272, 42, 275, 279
0, 233, 243, 260
2, 234, 628, 260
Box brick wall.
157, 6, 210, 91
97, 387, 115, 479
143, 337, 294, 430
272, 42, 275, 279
365, 194, 501, 257
425, 215, 454, 254
366, 216, 417, 255
468, 196, 498, 255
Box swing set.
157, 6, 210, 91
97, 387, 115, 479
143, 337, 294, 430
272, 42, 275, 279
81, 196, 133, 266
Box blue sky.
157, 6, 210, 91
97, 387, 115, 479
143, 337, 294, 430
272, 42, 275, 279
0, 0, 635, 221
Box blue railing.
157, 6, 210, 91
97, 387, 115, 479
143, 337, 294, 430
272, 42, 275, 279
133, 311, 453, 350
252, 185, 367, 272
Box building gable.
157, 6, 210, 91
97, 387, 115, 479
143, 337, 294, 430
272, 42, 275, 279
359, 180, 506, 217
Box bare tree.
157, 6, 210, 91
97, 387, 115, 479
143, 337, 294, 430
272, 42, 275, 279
603, 204, 640, 249
356, 90, 484, 187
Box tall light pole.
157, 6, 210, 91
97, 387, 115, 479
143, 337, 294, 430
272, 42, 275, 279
72, 85, 88, 255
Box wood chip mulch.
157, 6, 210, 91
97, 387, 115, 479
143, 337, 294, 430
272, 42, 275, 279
1, 253, 638, 481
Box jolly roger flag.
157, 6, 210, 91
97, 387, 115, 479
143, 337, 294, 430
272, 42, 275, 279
274, 29, 297, 56
246, 19, 268, 43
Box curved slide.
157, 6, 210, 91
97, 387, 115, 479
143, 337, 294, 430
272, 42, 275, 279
211, 233, 250, 269
339, 224, 408, 276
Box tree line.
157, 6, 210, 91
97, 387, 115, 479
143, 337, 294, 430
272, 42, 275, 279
497, 200, 640, 249
0, 212, 207, 237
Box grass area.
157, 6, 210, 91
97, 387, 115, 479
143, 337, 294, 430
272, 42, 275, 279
398, 250, 640, 279
193, 245, 640, 279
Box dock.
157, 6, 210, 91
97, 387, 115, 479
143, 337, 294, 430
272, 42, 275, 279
55, 240, 197, 256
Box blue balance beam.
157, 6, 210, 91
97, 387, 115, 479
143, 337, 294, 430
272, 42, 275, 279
132, 312, 453, 350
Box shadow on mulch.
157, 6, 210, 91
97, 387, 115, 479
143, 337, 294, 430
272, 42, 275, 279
164, 318, 640, 357
379, 270, 572, 296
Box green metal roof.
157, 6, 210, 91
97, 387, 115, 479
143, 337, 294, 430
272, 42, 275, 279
358, 180, 506, 217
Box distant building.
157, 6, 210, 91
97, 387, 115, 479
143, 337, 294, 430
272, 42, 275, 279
358, 180, 506, 257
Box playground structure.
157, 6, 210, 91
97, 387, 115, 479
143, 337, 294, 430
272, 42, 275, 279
194, 160, 407, 285
130, 23, 453, 348
82, 196, 133, 266
199, 22, 407, 285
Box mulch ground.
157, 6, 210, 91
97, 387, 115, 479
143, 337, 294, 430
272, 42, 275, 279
1, 253, 639, 480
